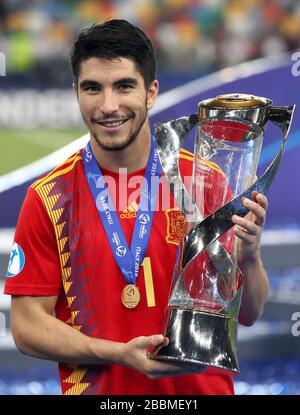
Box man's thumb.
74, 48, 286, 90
149, 334, 168, 347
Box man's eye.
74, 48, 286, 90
85, 86, 99, 93
118, 84, 134, 91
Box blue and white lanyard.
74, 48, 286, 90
83, 136, 162, 285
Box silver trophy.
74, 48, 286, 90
148, 94, 295, 374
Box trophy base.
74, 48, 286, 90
147, 306, 240, 375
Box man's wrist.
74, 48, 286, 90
239, 253, 263, 270
88, 337, 125, 365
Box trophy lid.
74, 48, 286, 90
202, 93, 271, 109
198, 93, 273, 127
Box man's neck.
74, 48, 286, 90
90, 130, 151, 174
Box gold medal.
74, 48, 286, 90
121, 284, 141, 309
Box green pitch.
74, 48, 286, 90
0, 127, 87, 175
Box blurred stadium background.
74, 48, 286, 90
0, 0, 300, 395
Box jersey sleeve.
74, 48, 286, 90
3, 186, 62, 296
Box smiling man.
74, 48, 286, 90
4, 19, 269, 395
75, 56, 158, 173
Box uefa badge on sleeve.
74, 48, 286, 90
7, 242, 25, 277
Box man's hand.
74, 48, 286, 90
122, 334, 204, 379
231, 191, 269, 326
231, 191, 268, 264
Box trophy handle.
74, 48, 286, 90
154, 113, 198, 216
268, 105, 295, 140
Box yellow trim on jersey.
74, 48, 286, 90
142, 257, 156, 308
199, 157, 225, 177
33, 153, 82, 191
197, 157, 223, 173
197, 158, 225, 177
63, 368, 90, 395
31, 153, 79, 189
178, 150, 225, 177
34, 182, 80, 329
178, 154, 194, 162
179, 147, 194, 158
31, 151, 91, 396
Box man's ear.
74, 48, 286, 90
146, 79, 159, 110
72, 82, 78, 99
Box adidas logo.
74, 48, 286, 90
120, 201, 138, 219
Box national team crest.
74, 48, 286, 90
165, 208, 187, 245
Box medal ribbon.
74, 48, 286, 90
83, 136, 162, 285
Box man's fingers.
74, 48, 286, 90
150, 335, 169, 347
233, 224, 257, 242
137, 334, 168, 349
232, 215, 260, 236
241, 197, 266, 226
150, 334, 164, 346
254, 192, 268, 210
130, 335, 204, 379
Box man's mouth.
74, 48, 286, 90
97, 119, 128, 128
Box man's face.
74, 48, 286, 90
74, 57, 158, 151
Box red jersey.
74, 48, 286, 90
4, 147, 234, 395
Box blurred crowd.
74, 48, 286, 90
0, 0, 300, 86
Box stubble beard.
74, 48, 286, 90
90, 108, 148, 152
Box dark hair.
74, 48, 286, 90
70, 19, 156, 87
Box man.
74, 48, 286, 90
4, 19, 269, 395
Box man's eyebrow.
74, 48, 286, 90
79, 78, 138, 89
114, 77, 138, 86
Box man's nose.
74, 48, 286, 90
99, 90, 119, 114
